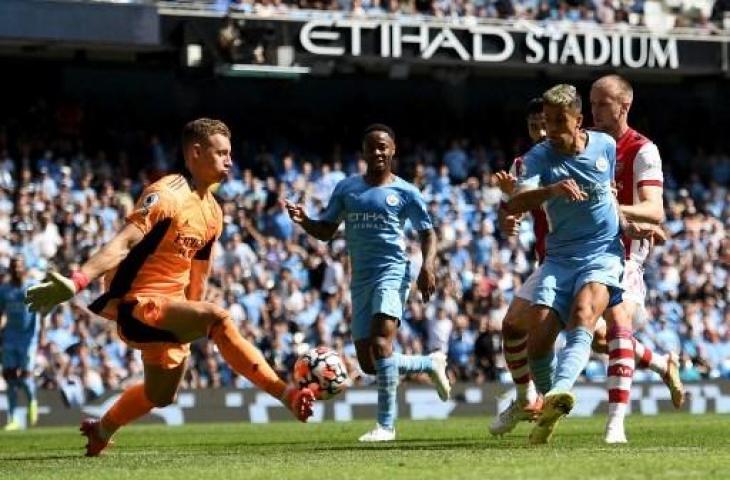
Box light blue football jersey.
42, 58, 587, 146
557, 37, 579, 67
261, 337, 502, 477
0, 281, 39, 344
319, 175, 433, 288
516, 130, 623, 259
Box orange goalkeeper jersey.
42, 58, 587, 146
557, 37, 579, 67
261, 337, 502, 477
89, 174, 222, 316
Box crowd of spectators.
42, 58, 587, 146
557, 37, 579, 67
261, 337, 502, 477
181, 0, 730, 32
0, 102, 727, 405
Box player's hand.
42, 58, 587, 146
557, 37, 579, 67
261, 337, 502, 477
24, 272, 77, 316
417, 267, 436, 302
283, 385, 316, 422
282, 199, 307, 224
623, 221, 658, 240
499, 212, 522, 237
494, 171, 517, 196
549, 179, 588, 202
306, 382, 326, 400
650, 225, 668, 246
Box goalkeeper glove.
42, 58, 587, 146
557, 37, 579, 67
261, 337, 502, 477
24, 271, 90, 316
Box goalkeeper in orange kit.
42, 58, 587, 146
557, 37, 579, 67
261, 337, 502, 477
25, 118, 315, 456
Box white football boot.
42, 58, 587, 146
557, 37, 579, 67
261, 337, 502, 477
604, 423, 628, 444
358, 424, 396, 442
489, 396, 543, 436
428, 351, 451, 401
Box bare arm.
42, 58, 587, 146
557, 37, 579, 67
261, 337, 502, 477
417, 229, 437, 302
620, 186, 664, 224
283, 200, 340, 242
498, 204, 523, 237
419, 229, 437, 271
243, 217, 266, 246
495, 171, 522, 236
301, 217, 340, 242
80, 222, 145, 281
506, 179, 587, 216
613, 192, 660, 241
505, 187, 554, 216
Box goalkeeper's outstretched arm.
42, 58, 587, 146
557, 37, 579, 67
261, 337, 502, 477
25, 222, 144, 314
80, 222, 145, 281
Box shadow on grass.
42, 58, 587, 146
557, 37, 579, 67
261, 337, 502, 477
1, 453, 82, 462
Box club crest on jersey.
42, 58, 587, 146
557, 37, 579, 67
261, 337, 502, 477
596, 157, 609, 173
385, 194, 399, 206
140, 193, 159, 215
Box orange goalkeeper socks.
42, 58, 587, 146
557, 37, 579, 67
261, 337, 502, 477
210, 317, 287, 399
100, 383, 155, 438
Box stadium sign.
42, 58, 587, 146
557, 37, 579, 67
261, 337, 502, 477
158, 12, 730, 76
300, 20, 679, 69
4, 382, 729, 427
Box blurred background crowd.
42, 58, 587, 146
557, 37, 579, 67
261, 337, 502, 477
170, 0, 730, 32
0, 98, 727, 405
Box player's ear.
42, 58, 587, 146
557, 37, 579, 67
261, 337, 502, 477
621, 101, 631, 116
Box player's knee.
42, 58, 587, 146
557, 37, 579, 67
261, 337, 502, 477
206, 304, 232, 338
502, 312, 524, 338
371, 336, 392, 359
146, 389, 177, 408
572, 302, 597, 328
208, 305, 232, 329
358, 356, 376, 375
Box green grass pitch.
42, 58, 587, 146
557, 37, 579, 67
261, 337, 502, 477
1, 414, 728, 480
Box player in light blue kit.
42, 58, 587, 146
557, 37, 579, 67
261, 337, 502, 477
506, 85, 654, 444
284, 124, 450, 442
1, 257, 42, 430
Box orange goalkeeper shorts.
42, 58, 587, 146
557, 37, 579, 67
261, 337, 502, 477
99, 296, 190, 370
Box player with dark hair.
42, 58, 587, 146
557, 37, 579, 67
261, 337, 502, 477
506, 85, 657, 444
284, 124, 450, 442
489, 98, 548, 436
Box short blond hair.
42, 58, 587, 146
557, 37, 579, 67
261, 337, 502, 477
592, 74, 634, 103
543, 84, 582, 113
182, 118, 231, 148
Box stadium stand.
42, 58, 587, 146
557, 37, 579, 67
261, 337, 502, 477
0, 99, 726, 403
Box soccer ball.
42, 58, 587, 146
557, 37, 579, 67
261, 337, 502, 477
293, 346, 351, 400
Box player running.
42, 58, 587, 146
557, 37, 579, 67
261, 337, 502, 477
589, 74, 683, 402
1, 257, 42, 430
505, 84, 655, 445
488, 98, 548, 435
25, 119, 315, 456
491, 81, 684, 442
284, 124, 450, 442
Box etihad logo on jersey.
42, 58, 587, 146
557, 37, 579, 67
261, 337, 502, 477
346, 211, 396, 231
347, 212, 393, 222
174, 233, 206, 259
581, 182, 613, 203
